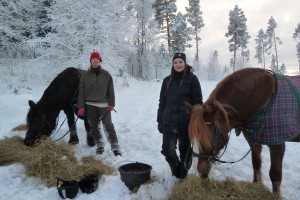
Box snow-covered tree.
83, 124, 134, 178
270, 54, 277, 72
170, 12, 193, 52
254, 29, 267, 69
130, 0, 156, 79
279, 63, 286, 74
22, 0, 135, 70
152, 0, 177, 51
265, 16, 282, 71
225, 5, 251, 71
207, 50, 220, 80
0, 0, 50, 58
186, 0, 204, 60
293, 23, 300, 74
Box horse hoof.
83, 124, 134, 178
68, 136, 79, 145
86, 137, 95, 147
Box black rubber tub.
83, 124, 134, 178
118, 162, 152, 190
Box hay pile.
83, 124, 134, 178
0, 136, 115, 187
168, 176, 280, 200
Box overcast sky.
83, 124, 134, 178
178, 0, 300, 74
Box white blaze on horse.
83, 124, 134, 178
185, 68, 300, 195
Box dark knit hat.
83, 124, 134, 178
172, 52, 186, 63
90, 52, 102, 62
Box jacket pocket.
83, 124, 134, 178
162, 109, 171, 125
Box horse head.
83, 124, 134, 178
24, 100, 52, 146
185, 100, 234, 178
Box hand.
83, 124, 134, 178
107, 105, 115, 112
158, 123, 163, 133
77, 108, 85, 116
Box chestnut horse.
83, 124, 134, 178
185, 68, 300, 195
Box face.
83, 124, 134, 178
173, 58, 185, 72
91, 58, 100, 68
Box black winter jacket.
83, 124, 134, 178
157, 66, 203, 133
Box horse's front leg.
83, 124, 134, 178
64, 106, 79, 144
243, 133, 263, 183
250, 143, 263, 183
269, 144, 285, 194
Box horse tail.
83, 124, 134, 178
188, 105, 213, 152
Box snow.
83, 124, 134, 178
0, 64, 300, 200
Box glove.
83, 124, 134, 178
158, 123, 163, 133
77, 108, 85, 116
107, 105, 115, 112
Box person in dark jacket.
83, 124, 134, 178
77, 51, 121, 156
157, 52, 203, 179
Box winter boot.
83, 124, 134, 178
68, 134, 79, 145
86, 134, 95, 147
113, 149, 122, 156
96, 147, 104, 155
179, 163, 189, 179
167, 161, 181, 178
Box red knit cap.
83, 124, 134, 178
90, 52, 102, 62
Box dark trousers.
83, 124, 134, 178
161, 131, 190, 163
85, 105, 119, 150
161, 130, 192, 179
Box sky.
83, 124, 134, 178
0, 61, 300, 199
177, 0, 300, 75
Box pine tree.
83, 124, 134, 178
270, 54, 277, 72
293, 23, 300, 74
131, 0, 156, 79
186, 0, 204, 60
152, 0, 177, 51
207, 50, 219, 80
170, 12, 193, 52
254, 29, 267, 69
265, 16, 282, 71
225, 5, 251, 71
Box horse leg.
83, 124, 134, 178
63, 106, 79, 144
250, 143, 263, 183
243, 133, 263, 183
268, 144, 285, 194
84, 117, 95, 147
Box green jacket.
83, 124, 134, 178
77, 67, 115, 108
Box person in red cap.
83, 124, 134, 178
77, 51, 121, 156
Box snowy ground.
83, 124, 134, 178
0, 65, 299, 200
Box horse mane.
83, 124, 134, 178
189, 104, 213, 152
189, 83, 238, 152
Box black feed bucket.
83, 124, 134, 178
118, 162, 152, 191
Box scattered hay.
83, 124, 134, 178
168, 175, 280, 200
11, 124, 27, 131
0, 136, 115, 187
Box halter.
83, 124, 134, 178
192, 121, 250, 164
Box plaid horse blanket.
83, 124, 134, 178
243, 73, 300, 145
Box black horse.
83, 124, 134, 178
24, 67, 93, 146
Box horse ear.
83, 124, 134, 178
184, 101, 193, 113
28, 100, 36, 108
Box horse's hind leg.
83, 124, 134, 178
64, 106, 79, 144
269, 144, 285, 194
